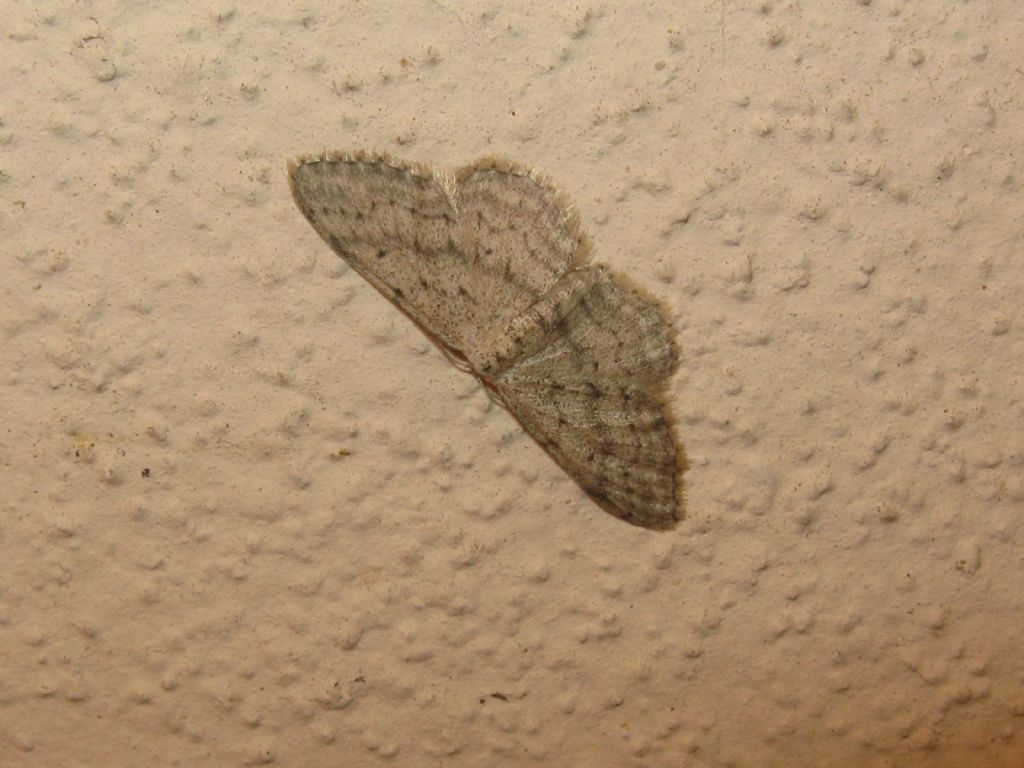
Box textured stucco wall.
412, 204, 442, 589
2, 2, 1022, 766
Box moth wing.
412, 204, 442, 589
290, 150, 481, 352
290, 152, 592, 357
502, 266, 677, 385
498, 380, 680, 530
495, 268, 682, 530
451, 158, 593, 341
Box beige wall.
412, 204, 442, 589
2, 1, 1022, 766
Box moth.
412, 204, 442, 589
288, 150, 685, 529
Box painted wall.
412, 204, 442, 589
2, 1, 1022, 766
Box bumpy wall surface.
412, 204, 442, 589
2, 2, 1022, 766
